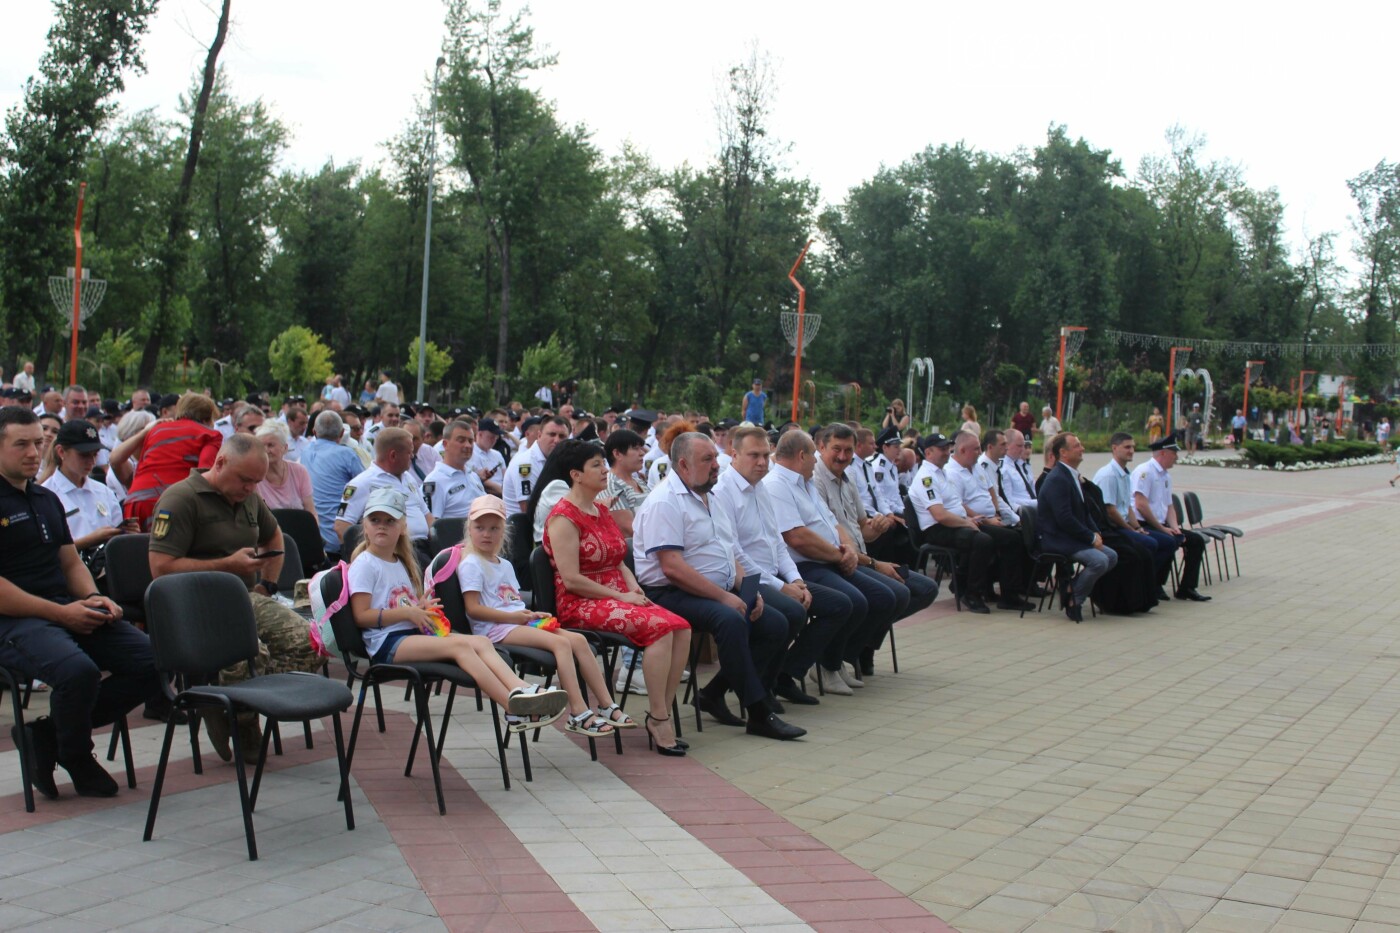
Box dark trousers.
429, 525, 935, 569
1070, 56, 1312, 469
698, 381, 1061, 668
0, 613, 161, 762
758, 584, 806, 689
978, 523, 1027, 599
769, 581, 857, 677
648, 587, 787, 709
923, 524, 994, 592
1141, 528, 1204, 591
797, 563, 898, 664
897, 566, 939, 619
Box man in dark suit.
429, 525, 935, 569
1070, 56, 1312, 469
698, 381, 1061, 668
1037, 433, 1118, 622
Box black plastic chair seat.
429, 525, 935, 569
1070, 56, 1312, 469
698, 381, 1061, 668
186, 673, 351, 721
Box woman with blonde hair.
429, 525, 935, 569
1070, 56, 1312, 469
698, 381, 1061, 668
881, 399, 911, 432
959, 404, 982, 438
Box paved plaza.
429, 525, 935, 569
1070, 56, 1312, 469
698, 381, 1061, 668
1, 454, 1398, 932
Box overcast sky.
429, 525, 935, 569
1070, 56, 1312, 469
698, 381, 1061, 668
4, 0, 1397, 268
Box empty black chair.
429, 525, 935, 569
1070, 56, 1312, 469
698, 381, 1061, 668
506, 513, 533, 600
428, 517, 467, 555
902, 495, 961, 611
275, 535, 305, 597
142, 572, 354, 860
1172, 493, 1214, 585
1184, 491, 1240, 578
339, 524, 363, 559
272, 508, 327, 577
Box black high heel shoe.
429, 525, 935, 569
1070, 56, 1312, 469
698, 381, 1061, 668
645, 713, 685, 757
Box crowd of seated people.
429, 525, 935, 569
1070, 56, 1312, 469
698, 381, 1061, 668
0, 369, 1224, 799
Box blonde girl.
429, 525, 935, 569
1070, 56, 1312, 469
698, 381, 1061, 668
347, 487, 567, 729
457, 494, 635, 738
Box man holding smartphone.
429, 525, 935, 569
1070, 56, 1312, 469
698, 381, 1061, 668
0, 408, 160, 800
148, 433, 320, 762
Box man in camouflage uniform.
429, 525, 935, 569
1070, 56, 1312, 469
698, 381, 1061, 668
148, 433, 319, 762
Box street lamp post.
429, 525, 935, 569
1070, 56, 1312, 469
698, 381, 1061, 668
416, 56, 447, 404
1295, 369, 1317, 434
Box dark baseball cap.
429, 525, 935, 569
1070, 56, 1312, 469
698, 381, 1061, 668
520, 416, 544, 431
918, 433, 952, 451
477, 417, 502, 437
55, 420, 106, 452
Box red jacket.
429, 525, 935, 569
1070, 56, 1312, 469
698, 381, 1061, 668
123, 420, 222, 518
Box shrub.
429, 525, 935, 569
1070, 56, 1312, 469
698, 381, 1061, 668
1241, 439, 1383, 467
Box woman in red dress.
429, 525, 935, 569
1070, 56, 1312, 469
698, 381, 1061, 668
119, 393, 223, 530
543, 440, 691, 755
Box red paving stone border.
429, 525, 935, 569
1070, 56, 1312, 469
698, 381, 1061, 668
583, 728, 958, 932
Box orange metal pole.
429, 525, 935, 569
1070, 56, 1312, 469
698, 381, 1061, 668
1167, 347, 1177, 435
788, 239, 813, 425
69, 182, 87, 387
1055, 331, 1068, 422
1295, 369, 1316, 432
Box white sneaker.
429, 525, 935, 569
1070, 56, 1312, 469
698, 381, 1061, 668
809, 666, 853, 696
615, 668, 647, 696
839, 665, 865, 689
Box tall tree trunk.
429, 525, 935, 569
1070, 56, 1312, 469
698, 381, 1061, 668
136, 0, 230, 386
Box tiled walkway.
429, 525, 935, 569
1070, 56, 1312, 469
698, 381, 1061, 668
1, 454, 1398, 931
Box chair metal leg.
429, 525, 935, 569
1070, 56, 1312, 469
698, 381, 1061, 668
143, 716, 178, 841
248, 717, 275, 812
888, 625, 898, 674
331, 712, 354, 830
410, 682, 445, 815
106, 723, 120, 762
488, 701, 510, 790
269, 720, 284, 757
1229, 537, 1240, 576
224, 707, 259, 861
681, 636, 705, 734
118, 717, 136, 789
7, 678, 35, 813
340, 683, 370, 802
373, 682, 386, 733
187, 709, 204, 775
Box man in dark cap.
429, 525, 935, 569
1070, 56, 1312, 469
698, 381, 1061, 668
1130, 434, 1209, 601
469, 416, 507, 496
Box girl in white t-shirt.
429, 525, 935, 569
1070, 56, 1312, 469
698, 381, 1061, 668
458, 494, 635, 738
347, 487, 567, 730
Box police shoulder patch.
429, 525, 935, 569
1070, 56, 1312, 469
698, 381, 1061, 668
921, 476, 933, 488
519, 464, 531, 476
342, 485, 356, 501
657, 463, 668, 476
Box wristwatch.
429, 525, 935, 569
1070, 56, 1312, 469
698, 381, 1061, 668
257, 580, 279, 597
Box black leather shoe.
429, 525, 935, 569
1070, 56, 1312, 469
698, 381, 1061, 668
774, 675, 819, 706
60, 754, 118, 798
13, 718, 59, 800
767, 694, 785, 714
963, 595, 991, 614
1065, 601, 1084, 623
745, 712, 806, 741
1027, 583, 1050, 598
997, 599, 1037, 612
694, 690, 745, 727
1176, 588, 1211, 602
858, 649, 876, 677
1156, 587, 1171, 601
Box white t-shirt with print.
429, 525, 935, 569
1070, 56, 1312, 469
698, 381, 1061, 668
347, 551, 420, 657
455, 552, 527, 639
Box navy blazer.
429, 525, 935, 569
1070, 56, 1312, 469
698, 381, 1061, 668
1037, 463, 1099, 555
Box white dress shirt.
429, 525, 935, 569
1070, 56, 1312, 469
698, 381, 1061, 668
1130, 458, 1172, 524
501, 443, 547, 516
337, 464, 430, 541
632, 471, 738, 590
422, 461, 487, 519
846, 457, 879, 518
761, 462, 842, 566
910, 459, 952, 531
999, 455, 1037, 513
713, 466, 801, 590
975, 453, 1018, 525
42, 469, 122, 542
947, 459, 992, 518
869, 452, 903, 516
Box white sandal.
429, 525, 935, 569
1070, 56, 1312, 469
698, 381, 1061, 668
595, 703, 637, 729
564, 710, 615, 737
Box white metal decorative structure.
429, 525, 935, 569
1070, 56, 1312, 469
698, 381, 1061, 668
780, 311, 821, 356
907, 357, 935, 426
48, 268, 106, 335
1174, 367, 1213, 435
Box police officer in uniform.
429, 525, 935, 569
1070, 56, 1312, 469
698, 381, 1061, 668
501, 415, 570, 516
423, 420, 487, 519
1131, 433, 1211, 602
0, 408, 159, 799
869, 429, 905, 518
334, 427, 433, 562
148, 432, 321, 762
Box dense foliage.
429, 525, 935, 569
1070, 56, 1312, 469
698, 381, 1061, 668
2, 1, 1397, 419
1241, 439, 1384, 466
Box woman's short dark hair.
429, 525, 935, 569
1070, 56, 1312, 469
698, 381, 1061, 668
524, 439, 605, 524
603, 428, 645, 466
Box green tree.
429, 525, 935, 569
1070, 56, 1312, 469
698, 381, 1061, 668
1347, 160, 1400, 396
0, 0, 157, 370
516, 332, 574, 397
268, 325, 334, 392
406, 336, 453, 388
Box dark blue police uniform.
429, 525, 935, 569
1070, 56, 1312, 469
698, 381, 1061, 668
0, 478, 159, 763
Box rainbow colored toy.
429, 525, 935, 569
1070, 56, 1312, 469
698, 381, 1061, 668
425, 606, 452, 637
529, 615, 560, 632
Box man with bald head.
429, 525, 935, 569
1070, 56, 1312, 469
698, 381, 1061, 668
335, 426, 434, 563
149, 433, 320, 761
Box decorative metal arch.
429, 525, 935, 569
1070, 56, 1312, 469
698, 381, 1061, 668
907, 358, 935, 426
1174, 367, 1213, 435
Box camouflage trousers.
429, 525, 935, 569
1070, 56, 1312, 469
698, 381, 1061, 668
218, 594, 322, 685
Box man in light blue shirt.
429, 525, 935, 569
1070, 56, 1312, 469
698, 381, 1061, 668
300, 411, 364, 555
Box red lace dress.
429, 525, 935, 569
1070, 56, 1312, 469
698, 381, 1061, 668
542, 498, 689, 646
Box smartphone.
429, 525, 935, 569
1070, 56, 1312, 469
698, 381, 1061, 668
253, 549, 284, 559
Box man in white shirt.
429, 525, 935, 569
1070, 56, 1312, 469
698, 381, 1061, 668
422, 421, 486, 519
1130, 434, 1209, 601
335, 427, 434, 564
501, 416, 569, 515
283, 408, 311, 463
976, 430, 1020, 527
944, 431, 1032, 610
714, 425, 855, 705
911, 432, 994, 614
998, 429, 1037, 516
633, 432, 804, 741
468, 418, 507, 497
374, 372, 400, 406
12, 361, 36, 394
763, 429, 900, 689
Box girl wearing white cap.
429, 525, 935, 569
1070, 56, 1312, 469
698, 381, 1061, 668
347, 486, 568, 728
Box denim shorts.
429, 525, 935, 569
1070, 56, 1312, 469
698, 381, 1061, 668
372, 629, 414, 664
